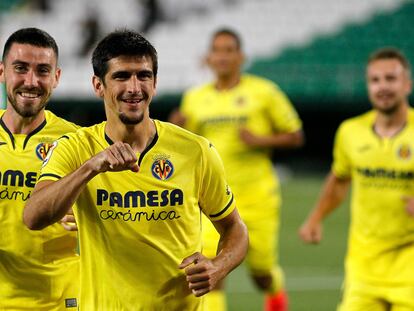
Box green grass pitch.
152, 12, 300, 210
226, 173, 351, 311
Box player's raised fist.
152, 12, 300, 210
89, 142, 139, 173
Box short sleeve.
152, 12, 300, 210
38, 135, 79, 182
198, 139, 236, 221
332, 123, 351, 178
266, 84, 302, 133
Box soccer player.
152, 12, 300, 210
23, 29, 248, 310
0, 28, 79, 310
299, 48, 414, 310
169, 28, 304, 311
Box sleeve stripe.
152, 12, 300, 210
209, 193, 234, 218
39, 173, 62, 180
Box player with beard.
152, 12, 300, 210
0, 28, 79, 310
23, 29, 248, 310
299, 48, 414, 310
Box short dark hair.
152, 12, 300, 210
2, 27, 59, 62
211, 28, 242, 50
92, 29, 158, 81
368, 47, 411, 73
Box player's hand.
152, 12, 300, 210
298, 219, 322, 244
239, 127, 263, 147
402, 196, 414, 218
179, 252, 222, 297
60, 208, 77, 231
88, 142, 139, 173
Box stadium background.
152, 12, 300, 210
0, 0, 413, 309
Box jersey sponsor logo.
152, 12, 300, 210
35, 142, 55, 161
151, 155, 174, 180
200, 115, 248, 127
41, 141, 58, 168
356, 167, 414, 180
0, 169, 37, 187
97, 188, 184, 222
0, 169, 37, 201
397, 144, 411, 160
97, 188, 183, 208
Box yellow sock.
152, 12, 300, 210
268, 266, 285, 294
203, 290, 226, 311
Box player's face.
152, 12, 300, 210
0, 43, 60, 118
93, 55, 156, 125
207, 34, 243, 78
366, 59, 412, 115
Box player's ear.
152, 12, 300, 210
153, 76, 157, 96
0, 62, 4, 83
205, 54, 212, 68
92, 75, 104, 98
52, 67, 61, 89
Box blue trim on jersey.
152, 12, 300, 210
23, 119, 46, 149
103, 122, 159, 167
138, 132, 158, 167
0, 116, 15, 149
39, 173, 61, 180
209, 193, 234, 218
0, 116, 47, 150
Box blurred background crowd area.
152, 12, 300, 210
0, 0, 413, 169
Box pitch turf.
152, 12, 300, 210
226, 172, 350, 311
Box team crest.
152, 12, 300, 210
235, 96, 246, 107
36, 142, 55, 161
151, 155, 174, 180
397, 144, 412, 160
41, 141, 58, 167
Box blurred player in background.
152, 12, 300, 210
170, 28, 304, 311
299, 48, 414, 310
23, 29, 248, 310
0, 28, 79, 310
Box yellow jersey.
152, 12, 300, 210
38, 120, 236, 310
333, 109, 414, 285
181, 74, 302, 216
0, 110, 79, 310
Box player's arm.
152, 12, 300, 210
402, 196, 414, 218
239, 128, 304, 149
24, 142, 139, 230
298, 171, 350, 244
179, 208, 248, 297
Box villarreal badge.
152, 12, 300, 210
36, 142, 55, 161
151, 154, 174, 180
397, 144, 412, 160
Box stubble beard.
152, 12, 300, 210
8, 93, 47, 118
119, 112, 144, 125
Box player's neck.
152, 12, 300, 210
105, 117, 156, 153
2, 107, 45, 135
215, 73, 241, 91
374, 103, 408, 138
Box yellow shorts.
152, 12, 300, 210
202, 195, 280, 274
338, 278, 414, 311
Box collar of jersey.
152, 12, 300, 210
104, 129, 159, 167
0, 115, 46, 150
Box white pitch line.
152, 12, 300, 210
227, 275, 343, 293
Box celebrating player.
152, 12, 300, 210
23, 29, 248, 310
0, 28, 79, 310
170, 28, 304, 311
299, 47, 414, 310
